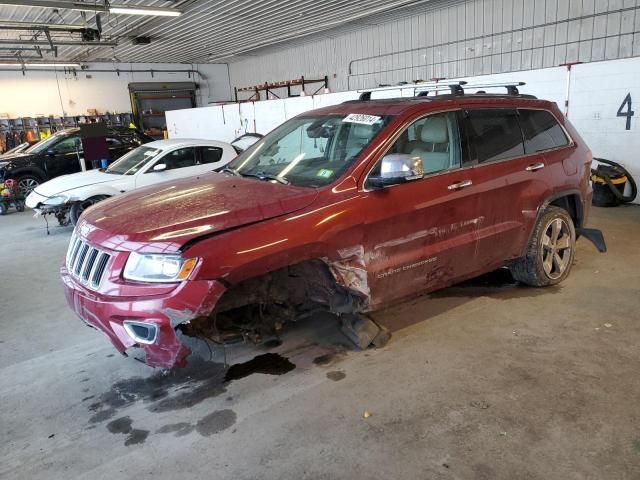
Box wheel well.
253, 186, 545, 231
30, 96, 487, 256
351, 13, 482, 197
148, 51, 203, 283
213, 259, 356, 315
549, 194, 583, 228
181, 259, 360, 342
9, 170, 45, 182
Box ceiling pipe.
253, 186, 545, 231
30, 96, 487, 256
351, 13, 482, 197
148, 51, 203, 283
0, 46, 44, 52
0, 65, 200, 74
0, 39, 117, 47
0, 20, 86, 31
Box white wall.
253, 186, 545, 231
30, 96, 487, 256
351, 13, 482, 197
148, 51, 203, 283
165, 91, 357, 143
168, 56, 640, 203
0, 62, 231, 117
229, 0, 640, 94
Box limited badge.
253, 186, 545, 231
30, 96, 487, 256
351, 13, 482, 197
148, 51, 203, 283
343, 113, 382, 125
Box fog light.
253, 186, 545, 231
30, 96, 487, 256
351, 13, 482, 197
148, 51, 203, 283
123, 321, 158, 345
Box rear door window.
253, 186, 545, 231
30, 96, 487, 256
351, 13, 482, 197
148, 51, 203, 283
465, 109, 524, 163
518, 109, 570, 153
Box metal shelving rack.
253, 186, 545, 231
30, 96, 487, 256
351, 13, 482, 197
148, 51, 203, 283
0, 113, 135, 153
234, 75, 329, 102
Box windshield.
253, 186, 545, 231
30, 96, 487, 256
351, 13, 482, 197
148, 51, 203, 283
226, 113, 393, 187
27, 132, 72, 154
105, 146, 162, 175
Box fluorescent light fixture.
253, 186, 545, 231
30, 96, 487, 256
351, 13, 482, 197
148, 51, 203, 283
0, 62, 81, 67
0, 1, 181, 17
109, 6, 182, 16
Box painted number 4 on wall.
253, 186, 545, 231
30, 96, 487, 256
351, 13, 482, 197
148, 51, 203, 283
617, 93, 634, 130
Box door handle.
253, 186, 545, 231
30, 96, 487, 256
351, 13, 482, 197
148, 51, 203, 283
448, 180, 473, 191
525, 162, 545, 172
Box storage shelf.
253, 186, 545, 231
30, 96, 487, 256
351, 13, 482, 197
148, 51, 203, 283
0, 113, 135, 154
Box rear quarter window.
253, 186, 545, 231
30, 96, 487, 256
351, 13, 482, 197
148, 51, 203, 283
199, 146, 223, 164
518, 109, 570, 153
466, 109, 525, 163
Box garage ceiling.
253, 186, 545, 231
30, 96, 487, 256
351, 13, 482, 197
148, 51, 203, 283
0, 0, 431, 64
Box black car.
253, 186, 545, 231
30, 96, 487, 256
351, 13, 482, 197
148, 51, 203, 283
0, 127, 153, 195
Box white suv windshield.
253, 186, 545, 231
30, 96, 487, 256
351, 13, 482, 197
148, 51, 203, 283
105, 146, 162, 175
227, 113, 393, 187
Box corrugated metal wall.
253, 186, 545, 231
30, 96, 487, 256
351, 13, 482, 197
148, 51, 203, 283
229, 0, 640, 94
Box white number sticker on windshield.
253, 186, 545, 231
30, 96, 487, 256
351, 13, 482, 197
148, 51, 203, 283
343, 114, 382, 125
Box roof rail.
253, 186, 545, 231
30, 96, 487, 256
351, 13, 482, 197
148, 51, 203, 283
355, 81, 528, 101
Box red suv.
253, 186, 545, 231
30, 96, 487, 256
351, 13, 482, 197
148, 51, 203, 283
61, 83, 604, 368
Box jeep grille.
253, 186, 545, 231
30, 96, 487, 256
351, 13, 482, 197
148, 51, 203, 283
66, 234, 111, 289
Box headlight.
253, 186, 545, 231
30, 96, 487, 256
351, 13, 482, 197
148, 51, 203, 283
43, 195, 69, 206
123, 252, 198, 283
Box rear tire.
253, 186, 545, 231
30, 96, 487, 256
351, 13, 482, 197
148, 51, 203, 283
69, 195, 109, 225
511, 206, 576, 287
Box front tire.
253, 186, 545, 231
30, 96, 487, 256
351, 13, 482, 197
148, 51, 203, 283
69, 195, 109, 225
16, 174, 41, 196
511, 206, 576, 287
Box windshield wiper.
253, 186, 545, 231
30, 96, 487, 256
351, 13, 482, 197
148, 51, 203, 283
221, 166, 241, 176
240, 171, 289, 185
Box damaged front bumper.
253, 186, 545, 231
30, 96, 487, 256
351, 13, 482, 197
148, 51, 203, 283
26, 190, 70, 217
61, 266, 226, 368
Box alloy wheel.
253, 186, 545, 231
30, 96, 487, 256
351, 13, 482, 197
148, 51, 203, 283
18, 177, 39, 196
541, 218, 572, 280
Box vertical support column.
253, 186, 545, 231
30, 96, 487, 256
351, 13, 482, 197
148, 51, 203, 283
560, 62, 582, 118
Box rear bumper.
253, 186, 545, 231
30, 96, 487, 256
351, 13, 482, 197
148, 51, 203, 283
61, 266, 226, 368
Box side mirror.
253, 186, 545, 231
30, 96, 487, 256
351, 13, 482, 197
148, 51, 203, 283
46, 148, 57, 156
153, 163, 167, 172
368, 153, 424, 189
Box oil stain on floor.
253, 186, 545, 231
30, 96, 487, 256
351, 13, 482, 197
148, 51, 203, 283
224, 353, 295, 382
88, 353, 295, 445
326, 371, 346, 381
106, 416, 149, 446
87, 358, 228, 425
196, 409, 237, 436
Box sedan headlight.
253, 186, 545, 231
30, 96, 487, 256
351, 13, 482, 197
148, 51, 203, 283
43, 195, 69, 206
123, 252, 199, 283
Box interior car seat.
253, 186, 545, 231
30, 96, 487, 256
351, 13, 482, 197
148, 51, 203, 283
344, 123, 375, 160
410, 117, 450, 174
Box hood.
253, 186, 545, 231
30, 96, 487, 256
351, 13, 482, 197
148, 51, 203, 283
0, 152, 32, 165
33, 170, 115, 198
79, 173, 318, 251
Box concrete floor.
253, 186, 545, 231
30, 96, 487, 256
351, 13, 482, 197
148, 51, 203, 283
1, 206, 639, 480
